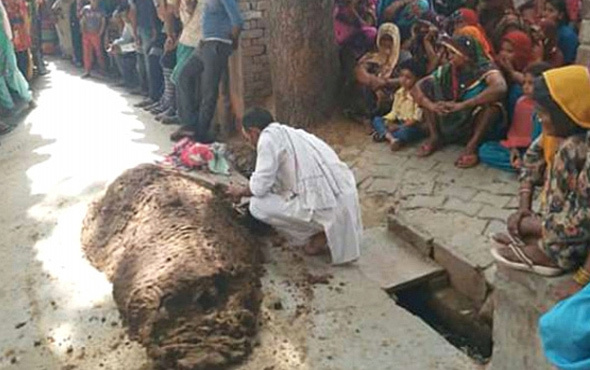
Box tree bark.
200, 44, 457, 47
268, 0, 339, 127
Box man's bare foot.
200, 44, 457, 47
304, 233, 328, 256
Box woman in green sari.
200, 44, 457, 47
0, 0, 34, 120
413, 35, 508, 168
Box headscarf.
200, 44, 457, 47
451, 8, 494, 57
357, 22, 401, 79
439, 35, 494, 100
456, 7, 479, 26
455, 26, 494, 59
501, 30, 533, 72
533, 65, 590, 165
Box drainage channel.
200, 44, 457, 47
389, 280, 492, 365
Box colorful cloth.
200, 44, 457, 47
455, 26, 493, 59
161, 138, 231, 175
170, 43, 194, 85
502, 95, 538, 149
0, 0, 31, 109
4, 0, 31, 52
422, 35, 503, 144
376, 0, 430, 39
539, 283, 590, 370
383, 86, 422, 122
333, 1, 377, 58
540, 133, 590, 270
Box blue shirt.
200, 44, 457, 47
201, 0, 243, 43
557, 24, 579, 65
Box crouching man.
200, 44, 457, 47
227, 108, 362, 265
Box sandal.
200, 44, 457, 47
455, 153, 479, 169
490, 242, 563, 277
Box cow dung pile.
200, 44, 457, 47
81, 164, 262, 369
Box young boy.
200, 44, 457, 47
371, 59, 426, 151
478, 62, 551, 171
80, 0, 106, 78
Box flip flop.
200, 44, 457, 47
489, 232, 525, 248
490, 242, 563, 277
455, 153, 479, 169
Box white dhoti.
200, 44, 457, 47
52, 0, 74, 58
248, 123, 362, 265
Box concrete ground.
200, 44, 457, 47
0, 59, 480, 370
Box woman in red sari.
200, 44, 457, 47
3, 0, 32, 77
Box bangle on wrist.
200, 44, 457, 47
573, 267, 590, 286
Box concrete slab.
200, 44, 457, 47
306, 300, 477, 370
358, 228, 444, 291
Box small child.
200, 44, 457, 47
80, 0, 106, 78
478, 62, 551, 171
371, 59, 426, 151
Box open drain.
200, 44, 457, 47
391, 283, 492, 364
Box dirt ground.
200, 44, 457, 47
0, 59, 395, 370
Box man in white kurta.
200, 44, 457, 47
228, 108, 362, 265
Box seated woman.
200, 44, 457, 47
478, 62, 550, 172
496, 30, 534, 120
334, 0, 378, 60
376, 0, 431, 40
531, 19, 565, 68
413, 35, 508, 168
407, 20, 440, 75
491, 65, 590, 279
352, 22, 400, 121
543, 0, 579, 64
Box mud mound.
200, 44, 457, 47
81, 164, 262, 369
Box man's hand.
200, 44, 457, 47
164, 36, 176, 52
226, 185, 248, 202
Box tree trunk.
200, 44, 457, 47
268, 0, 339, 127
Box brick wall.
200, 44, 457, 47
238, 0, 273, 107
578, 0, 590, 65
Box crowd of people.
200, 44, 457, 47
0, 0, 242, 142
0, 0, 589, 365
337, 0, 581, 170
335, 0, 590, 368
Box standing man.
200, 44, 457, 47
227, 108, 363, 265
171, 0, 242, 143
129, 0, 163, 103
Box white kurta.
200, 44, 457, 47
248, 123, 362, 265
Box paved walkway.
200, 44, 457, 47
325, 135, 523, 305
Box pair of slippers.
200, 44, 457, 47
490, 233, 563, 277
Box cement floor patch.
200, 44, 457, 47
358, 228, 444, 291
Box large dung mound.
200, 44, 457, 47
81, 164, 262, 369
